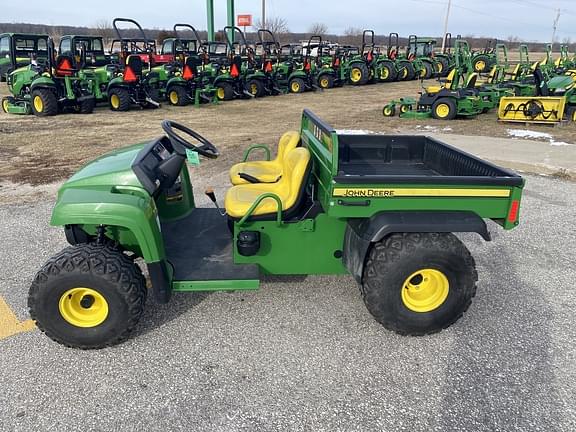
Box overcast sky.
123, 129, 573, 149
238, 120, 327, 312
2, 0, 576, 42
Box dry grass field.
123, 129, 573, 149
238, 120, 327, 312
1, 74, 575, 191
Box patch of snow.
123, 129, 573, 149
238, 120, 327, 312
336, 129, 377, 135
442, 126, 453, 131
507, 128, 574, 147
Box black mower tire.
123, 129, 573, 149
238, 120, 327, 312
167, 86, 189, 106
79, 97, 96, 114
216, 82, 235, 101
289, 77, 306, 94
437, 58, 450, 76
30, 88, 58, 117
432, 98, 458, 120
246, 79, 266, 97
399, 62, 416, 81
318, 74, 335, 89
108, 87, 131, 111
361, 232, 477, 336
473, 55, 491, 73
28, 244, 147, 349
421, 62, 435, 79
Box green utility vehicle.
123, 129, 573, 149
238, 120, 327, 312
0, 33, 49, 82
3, 38, 96, 116
29, 110, 524, 349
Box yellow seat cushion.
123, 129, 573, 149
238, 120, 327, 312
425, 86, 442, 94
225, 147, 311, 218
229, 130, 301, 185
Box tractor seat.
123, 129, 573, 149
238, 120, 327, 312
466, 72, 478, 89
124, 55, 143, 82
426, 68, 456, 94
229, 131, 301, 185
225, 147, 311, 219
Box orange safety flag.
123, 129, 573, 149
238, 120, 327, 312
264, 61, 273, 73
230, 63, 240, 78
183, 65, 194, 80
124, 66, 137, 82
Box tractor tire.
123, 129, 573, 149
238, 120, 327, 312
30, 88, 58, 117
399, 62, 416, 81
216, 82, 235, 101
246, 79, 265, 97
147, 87, 161, 104
473, 55, 491, 73
289, 77, 306, 94
318, 74, 335, 89
379, 62, 397, 82
361, 232, 477, 336
349, 63, 370, 86
79, 97, 95, 114
108, 88, 131, 111
420, 62, 434, 80
436, 58, 450, 77
28, 244, 147, 349
167, 86, 188, 106
2, 96, 13, 113
432, 98, 457, 120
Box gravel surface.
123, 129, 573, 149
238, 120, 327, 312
0, 174, 575, 431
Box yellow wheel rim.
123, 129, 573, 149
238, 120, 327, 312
250, 83, 258, 95
320, 78, 329, 88
437, 62, 443, 73
351, 68, 362, 82
381, 68, 389, 80
2, 99, 9, 113
475, 60, 486, 72
400, 104, 409, 113
169, 90, 179, 104
572, 110, 576, 122
383, 107, 392, 116
33, 95, 43, 112
401, 269, 449, 313
217, 87, 225, 100
400, 68, 408, 79
435, 103, 451, 118
291, 81, 300, 92
59, 287, 109, 328
110, 94, 120, 109
420, 67, 427, 78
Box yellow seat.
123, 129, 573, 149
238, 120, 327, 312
225, 147, 311, 219
425, 68, 456, 94
229, 131, 301, 185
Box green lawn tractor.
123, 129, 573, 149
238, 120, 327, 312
275, 42, 319, 92
254, 29, 290, 95
471, 39, 497, 73
345, 30, 397, 84
28, 109, 524, 349
405, 35, 438, 79
306, 36, 344, 90
0, 33, 49, 82
3, 38, 96, 116
160, 24, 217, 107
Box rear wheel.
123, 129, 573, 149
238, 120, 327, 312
216, 82, 235, 101
167, 86, 189, 106
420, 62, 434, 79
31, 88, 58, 117
399, 62, 416, 81
289, 77, 306, 94
379, 63, 397, 82
108, 88, 131, 111
28, 244, 147, 349
247, 79, 265, 97
432, 98, 457, 120
318, 74, 334, 89
361, 233, 477, 336
473, 55, 491, 73
349, 63, 370, 85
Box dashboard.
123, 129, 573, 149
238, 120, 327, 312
132, 137, 184, 195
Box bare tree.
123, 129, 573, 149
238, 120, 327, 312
48, 26, 64, 44
341, 27, 363, 46
308, 22, 328, 37
253, 16, 289, 35
94, 19, 115, 48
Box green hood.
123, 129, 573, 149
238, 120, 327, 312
61, 143, 147, 192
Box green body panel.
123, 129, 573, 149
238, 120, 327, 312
234, 214, 348, 275
7, 66, 40, 95
173, 279, 259, 291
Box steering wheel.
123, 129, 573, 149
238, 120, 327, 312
161, 120, 219, 159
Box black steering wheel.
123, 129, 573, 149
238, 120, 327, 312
161, 120, 219, 159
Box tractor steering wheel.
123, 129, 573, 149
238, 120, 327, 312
161, 120, 219, 159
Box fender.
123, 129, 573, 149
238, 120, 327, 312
342, 211, 490, 283
30, 76, 56, 91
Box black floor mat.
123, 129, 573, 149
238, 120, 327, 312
161, 208, 259, 281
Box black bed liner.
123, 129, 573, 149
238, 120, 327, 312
335, 135, 524, 186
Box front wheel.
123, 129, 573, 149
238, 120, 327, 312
361, 233, 477, 336
108, 87, 131, 111
246, 79, 265, 97
318, 74, 335, 89
216, 82, 235, 101
28, 244, 147, 349
289, 77, 306, 94
167, 86, 189, 106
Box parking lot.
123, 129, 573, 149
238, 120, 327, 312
0, 177, 574, 430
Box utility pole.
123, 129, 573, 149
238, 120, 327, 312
262, 0, 266, 30
441, 0, 452, 52
551, 8, 561, 51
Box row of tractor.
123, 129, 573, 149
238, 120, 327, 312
384, 39, 576, 124
0, 18, 491, 117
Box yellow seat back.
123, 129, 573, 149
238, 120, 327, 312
426, 68, 456, 94
277, 147, 311, 209
466, 72, 478, 88
273, 131, 301, 164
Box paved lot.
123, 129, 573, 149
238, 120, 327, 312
0, 174, 575, 431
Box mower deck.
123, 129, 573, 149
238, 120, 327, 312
162, 208, 260, 291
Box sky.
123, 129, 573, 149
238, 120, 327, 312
2, 0, 576, 42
